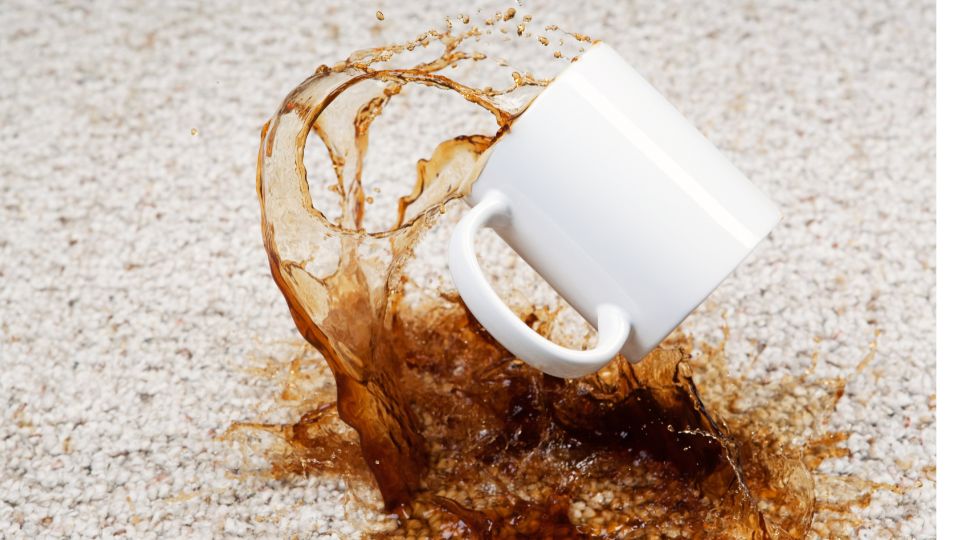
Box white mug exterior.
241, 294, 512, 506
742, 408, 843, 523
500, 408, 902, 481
448, 43, 780, 378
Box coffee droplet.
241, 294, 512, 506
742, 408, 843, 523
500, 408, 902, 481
538, 35, 549, 46
516, 23, 525, 36
503, 7, 516, 21
190, 128, 198, 136
375, 10, 384, 21
458, 14, 470, 23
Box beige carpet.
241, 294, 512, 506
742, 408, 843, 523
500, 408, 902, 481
0, 0, 935, 537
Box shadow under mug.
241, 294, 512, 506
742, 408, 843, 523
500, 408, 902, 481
448, 43, 780, 378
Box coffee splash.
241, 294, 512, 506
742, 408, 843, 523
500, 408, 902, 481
232, 12, 895, 537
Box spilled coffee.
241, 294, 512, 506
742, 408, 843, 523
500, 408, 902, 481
231, 10, 895, 538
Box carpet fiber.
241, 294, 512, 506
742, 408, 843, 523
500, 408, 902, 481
0, 0, 935, 537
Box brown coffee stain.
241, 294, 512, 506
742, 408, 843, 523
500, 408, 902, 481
230, 11, 900, 538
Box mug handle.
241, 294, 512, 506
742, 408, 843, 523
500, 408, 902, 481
448, 190, 632, 378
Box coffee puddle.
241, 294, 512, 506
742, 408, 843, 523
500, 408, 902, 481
229, 10, 899, 537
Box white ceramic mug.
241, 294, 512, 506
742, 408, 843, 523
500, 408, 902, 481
448, 43, 780, 379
